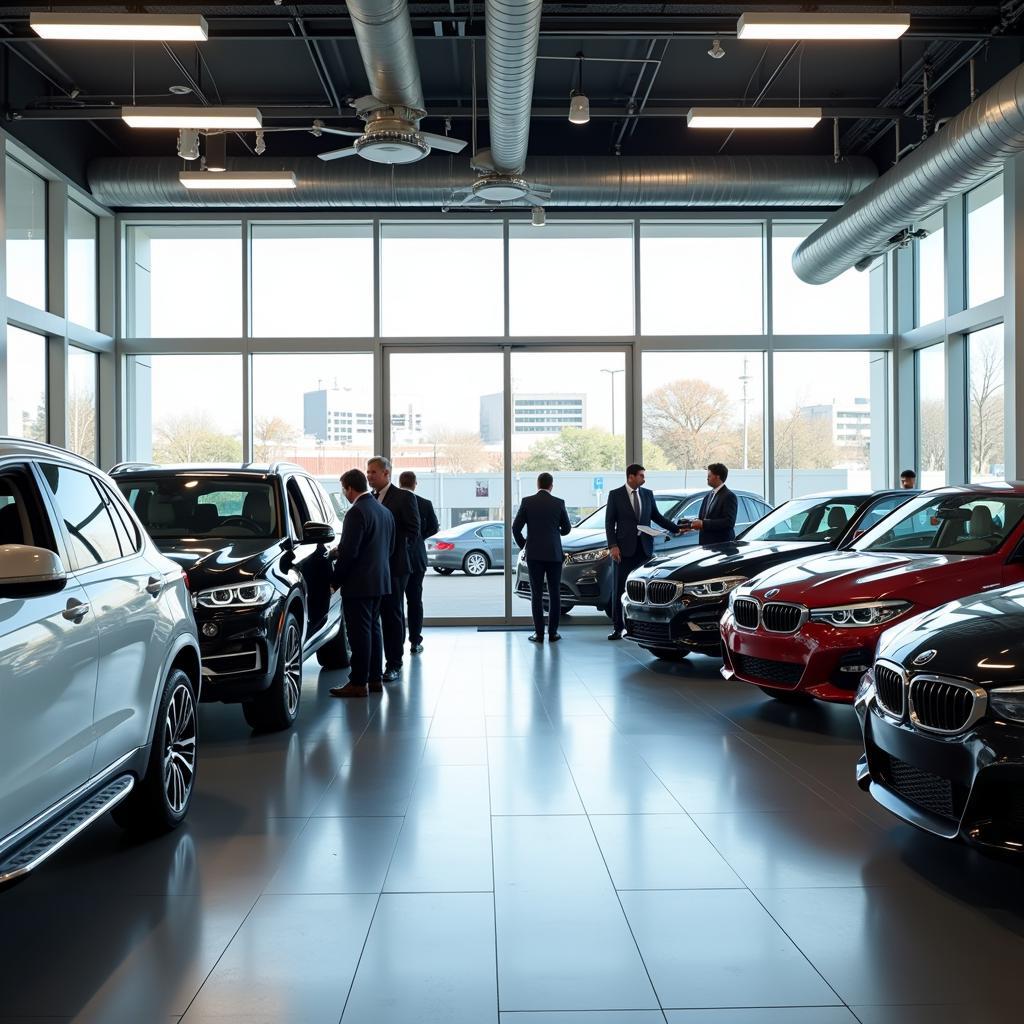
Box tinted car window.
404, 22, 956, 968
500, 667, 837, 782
0, 468, 56, 551
98, 480, 140, 555
748, 497, 862, 543
296, 477, 326, 524
856, 495, 907, 534
479, 524, 503, 540
41, 464, 123, 567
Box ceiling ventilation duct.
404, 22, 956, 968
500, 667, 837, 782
794, 60, 1024, 284
87, 154, 876, 208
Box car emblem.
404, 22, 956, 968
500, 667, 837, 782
765, 588, 780, 599
913, 649, 937, 666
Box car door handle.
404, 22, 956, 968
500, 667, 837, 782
145, 576, 164, 597
62, 599, 90, 623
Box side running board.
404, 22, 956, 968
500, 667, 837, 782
0, 776, 134, 887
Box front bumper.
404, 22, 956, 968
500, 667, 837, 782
515, 558, 612, 611
855, 692, 1024, 854
622, 594, 725, 653
720, 610, 880, 704
195, 601, 284, 702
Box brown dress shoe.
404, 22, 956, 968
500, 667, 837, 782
330, 683, 368, 698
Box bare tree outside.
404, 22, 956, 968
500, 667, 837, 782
253, 415, 299, 461
969, 329, 1005, 479
425, 429, 493, 474
153, 413, 242, 464
918, 399, 947, 473
66, 388, 97, 462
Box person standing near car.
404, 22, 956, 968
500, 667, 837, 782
330, 468, 395, 698
366, 456, 420, 682
684, 463, 738, 547
605, 463, 681, 640
399, 470, 439, 655
513, 472, 573, 643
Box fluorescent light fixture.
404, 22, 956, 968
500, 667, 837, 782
687, 107, 823, 129
737, 13, 910, 40
179, 171, 297, 190
30, 12, 209, 41
123, 106, 262, 129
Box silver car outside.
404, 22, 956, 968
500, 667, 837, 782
0, 440, 201, 887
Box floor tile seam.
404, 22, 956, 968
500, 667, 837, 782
484, 724, 504, 1021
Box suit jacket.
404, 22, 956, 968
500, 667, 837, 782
512, 491, 572, 563
605, 485, 678, 559
697, 485, 738, 545
378, 483, 421, 578
331, 493, 395, 597
407, 492, 440, 575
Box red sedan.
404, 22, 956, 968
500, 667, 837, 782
720, 484, 1024, 704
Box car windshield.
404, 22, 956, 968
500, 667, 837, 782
573, 494, 689, 530
856, 493, 1024, 556
745, 497, 864, 543
118, 477, 281, 540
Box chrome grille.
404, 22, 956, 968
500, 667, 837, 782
874, 662, 905, 719
761, 602, 804, 633
647, 581, 680, 605
733, 597, 759, 629
625, 580, 646, 602
909, 676, 984, 734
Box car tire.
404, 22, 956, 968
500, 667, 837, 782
433, 567, 455, 576
112, 667, 197, 836
463, 550, 490, 576
650, 647, 688, 661
316, 616, 350, 670
758, 685, 813, 705
243, 612, 302, 732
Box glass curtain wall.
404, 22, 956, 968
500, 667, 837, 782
67, 346, 98, 462
966, 175, 1004, 309
916, 343, 946, 487
915, 210, 945, 327
968, 324, 1005, 482
6, 326, 47, 441
68, 201, 98, 330
6, 158, 47, 310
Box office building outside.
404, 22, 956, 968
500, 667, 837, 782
480, 392, 587, 445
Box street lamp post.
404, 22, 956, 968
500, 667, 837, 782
739, 356, 752, 470
601, 367, 625, 437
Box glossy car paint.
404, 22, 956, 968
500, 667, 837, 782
721, 484, 1024, 704
427, 520, 505, 573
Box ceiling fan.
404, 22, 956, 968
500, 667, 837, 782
442, 149, 552, 211
314, 96, 467, 165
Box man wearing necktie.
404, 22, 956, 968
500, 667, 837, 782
366, 456, 420, 682
604, 463, 681, 640
684, 463, 738, 547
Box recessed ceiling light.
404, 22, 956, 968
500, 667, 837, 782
687, 107, 823, 129
123, 106, 263, 129
737, 13, 910, 40
179, 171, 297, 190
30, 12, 209, 42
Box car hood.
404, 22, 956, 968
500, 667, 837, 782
632, 540, 832, 582
878, 583, 1024, 683
743, 549, 990, 607
155, 538, 282, 590
562, 528, 609, 553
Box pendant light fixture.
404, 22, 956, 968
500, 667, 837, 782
737, 13, 910, 40
568, 53, 590, 125
204, 133, 227, 172
179, 171, 297, 190
123, 107, 263, 129
30, 12, 209, 41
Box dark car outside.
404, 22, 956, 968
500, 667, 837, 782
721, 483, 1024, 705
515, 489, 772, 616
113, 463, 348, 732
856, 582, 1024, 855
623, 489, 917, 661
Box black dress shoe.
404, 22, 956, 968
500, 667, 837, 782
410, 643, 424, 654
548, 633, 562, 642
528, 633, 544, 643
607, 630, 622, 640
383, 667, 401, 682
330, 683, 368, 698
368, 680, 384, 693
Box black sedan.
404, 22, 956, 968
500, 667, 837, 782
622, 489, 917, 661
855, 582, 1024, 855
113, 463, 348, 732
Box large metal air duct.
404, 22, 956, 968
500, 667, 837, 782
794, 60, 1024, 284
345, 0, 425, 112
87, 155, 876, 208
484, 0, 543, 175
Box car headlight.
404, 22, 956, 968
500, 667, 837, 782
856, 664, 876, 703
566, 547, 610, 565
989, 686, 1024, 723
196, 581, 276, 609
809, 601, 912, 628
683, 576, 746, 599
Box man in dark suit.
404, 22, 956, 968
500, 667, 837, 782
366, 456, 420, 681
513, 472, 573, 643
605, 463, 681, 640
329, 468, 395, 698
685, 463, 738, 547
399, 470, 439, 656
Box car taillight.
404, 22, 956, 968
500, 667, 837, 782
435, 542, 455, 550
182, 571, 191, 591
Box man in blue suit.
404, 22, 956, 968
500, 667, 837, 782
605, 463, 681, 639
684, 463, 738, 547
513, 472, 573, 642
330, 468, 395, 698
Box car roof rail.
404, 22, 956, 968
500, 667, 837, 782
108, 461, 158, 475
0, 437, 97, 469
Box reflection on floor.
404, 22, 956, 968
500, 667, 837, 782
3, 627, 1023, 1023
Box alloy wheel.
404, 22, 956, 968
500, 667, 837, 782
162, 683, 197, 814
466, 553, 488, 575
284, 623, 302, 717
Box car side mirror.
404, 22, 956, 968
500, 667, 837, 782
0, 544, 68, 597
302, 521, 335, 545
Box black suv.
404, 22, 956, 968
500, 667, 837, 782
623, 489, 918, 661
112, 463, 347, 732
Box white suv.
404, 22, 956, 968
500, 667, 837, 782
0, 440, 201, 887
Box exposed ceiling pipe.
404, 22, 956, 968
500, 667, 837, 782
483, 0, 542, 175
793, 59, 1024, 285
344, 0, 425, 113
87, 154, 875, 208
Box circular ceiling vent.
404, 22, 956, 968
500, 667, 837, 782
354, 129, 430, 165
471, 174, 530, 202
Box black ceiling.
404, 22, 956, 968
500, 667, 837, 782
1, 2, 1022, 183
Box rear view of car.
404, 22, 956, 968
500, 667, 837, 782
427, 520, 505, 576
0, 440, 201, 888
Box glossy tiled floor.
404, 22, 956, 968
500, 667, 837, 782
4, 627, 1024, 1023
